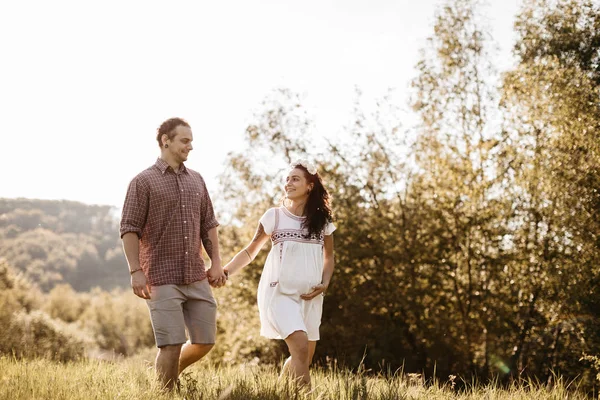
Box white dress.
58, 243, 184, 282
257, 207, 336, 341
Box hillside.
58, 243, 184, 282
0, 198, 128, 291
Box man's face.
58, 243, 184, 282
166, 125, 194, 163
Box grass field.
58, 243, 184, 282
0, 355, 593, 400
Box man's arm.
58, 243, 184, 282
120, 176, 150, 299
122, 232, 151, 299
203, 226, 226, 287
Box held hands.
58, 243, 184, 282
300, 283, 328, 300
207, 265, 227, 288
131, 270, 151, 299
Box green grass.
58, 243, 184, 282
0, 355, 593, 400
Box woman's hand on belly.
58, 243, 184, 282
300, 283, 328, 300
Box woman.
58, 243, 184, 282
223, 159, 336, 387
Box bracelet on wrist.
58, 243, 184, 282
130, 268, 142, 275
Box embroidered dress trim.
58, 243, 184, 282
279, 242, 283, 262
271, 229, 324, 245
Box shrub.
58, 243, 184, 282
9, 310, 90, 362
78, 288, 154, 355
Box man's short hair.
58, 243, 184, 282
156, 118, 190, 147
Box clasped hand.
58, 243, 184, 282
207, 266, 227, 288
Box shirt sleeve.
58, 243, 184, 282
324, 221, 336, 236
120, 176, 150, 238
200, 178, 219, 238
259, 208, 276, 235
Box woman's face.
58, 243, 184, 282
285, 168, 313, 200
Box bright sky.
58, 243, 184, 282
0, 0, 522, 208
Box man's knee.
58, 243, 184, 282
158, 344, 183, 356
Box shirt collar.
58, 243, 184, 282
154, 158, 188, 175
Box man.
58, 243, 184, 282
120, 117, 227, 390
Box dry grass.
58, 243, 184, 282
0, 355, 593, 400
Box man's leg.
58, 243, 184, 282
178, 341, 214, 373
179, 279, 217, 374
156, 344, 183, 390
146, 284, 187, 390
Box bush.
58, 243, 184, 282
9, 310, 90, 362
43, 283, 90, 323
0, 259, 90, 362
78, 288, 154, 356
208, 282, 286, 366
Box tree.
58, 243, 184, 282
515, 0, 600, 85
410, 0, 516, 377
498, 0, 600, 380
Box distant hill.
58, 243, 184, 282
0, 198, 128, 291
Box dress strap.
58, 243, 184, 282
274, 208, 280, 231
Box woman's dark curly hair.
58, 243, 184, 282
288, 164, 333, 238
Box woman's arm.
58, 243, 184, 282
224, 222, 270, 276
321, 234, 335, 287
301, 234, 335, 300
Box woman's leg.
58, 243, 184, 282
280, 356, 292, 378
308, 341, 317, 364
178, 341, 214, 374
282, 330, 311, 387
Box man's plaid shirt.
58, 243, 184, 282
120, 158, 219, 286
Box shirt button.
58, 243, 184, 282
182, 205, 186, 208
185, 251, 188, 255
184, 221, 187, 224
184, 236, 188, 239
181, 189, 184, 192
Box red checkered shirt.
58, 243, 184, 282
120, 158, 219, 286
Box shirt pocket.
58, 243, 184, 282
186, 182, 204, 227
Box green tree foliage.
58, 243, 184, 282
515, 0, 600, 85
498, 0, 600, 380
212, 0, 600, 389
0, 199, 127, 291
409, 0, 511, 378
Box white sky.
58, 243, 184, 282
0, 0, 522, 208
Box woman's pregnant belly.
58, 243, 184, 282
278, 243, 322, 296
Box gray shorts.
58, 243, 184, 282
146, 279, 217, 348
